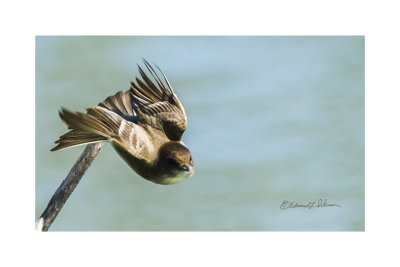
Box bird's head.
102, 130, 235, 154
157, 141, 194, 184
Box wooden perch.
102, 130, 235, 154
35, 142, 105, 231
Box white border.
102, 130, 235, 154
2, 0, 400, 266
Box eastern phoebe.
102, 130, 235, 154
51, 60, 194, 185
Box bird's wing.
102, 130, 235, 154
98, 60, 187, 141
129, 60, 187, 141
98, 90, 137, 123
86, 107, 153, 162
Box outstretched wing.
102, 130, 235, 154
129, 60, 187, 141
98, 59, 187, 141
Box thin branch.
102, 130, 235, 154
35, 142, 105, 231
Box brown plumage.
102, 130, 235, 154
51, 60, 194, 185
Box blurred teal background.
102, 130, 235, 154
35, 36, 364, 231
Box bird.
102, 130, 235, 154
51, 59, 194, 185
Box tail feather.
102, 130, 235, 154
51, 107, 121, 151
51, 132, 106, 151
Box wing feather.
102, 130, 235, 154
129, 59, 187, 141
89, 59, 187, 141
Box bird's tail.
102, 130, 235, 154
51, 107, 121, 151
